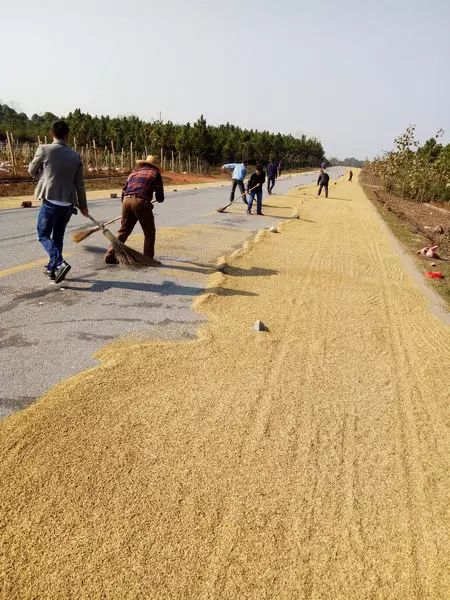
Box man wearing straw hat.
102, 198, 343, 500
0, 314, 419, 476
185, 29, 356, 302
105, 155, 164, 265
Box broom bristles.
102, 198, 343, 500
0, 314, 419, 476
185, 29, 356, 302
102, 228, 119, 244
110, 239, 155, 267
71, 226, 99, 243
85, 218, 152, 268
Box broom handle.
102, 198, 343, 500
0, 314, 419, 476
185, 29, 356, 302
86, 214, 103, 228
217, 184, 261, 213
236, 183, 260, 201
102, 215, 121, 227
86, 200, 157, 229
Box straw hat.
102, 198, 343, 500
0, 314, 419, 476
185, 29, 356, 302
136, 155, 159, 166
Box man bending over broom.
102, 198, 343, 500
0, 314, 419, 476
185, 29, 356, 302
105, 155, 165, 265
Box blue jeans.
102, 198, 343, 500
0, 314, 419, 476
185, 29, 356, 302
247, 188, 263, 213
37, 202, 73, 270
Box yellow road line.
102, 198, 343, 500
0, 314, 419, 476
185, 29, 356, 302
0, 254, 72, 279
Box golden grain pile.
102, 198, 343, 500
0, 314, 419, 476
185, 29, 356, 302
1, 174, 448, 599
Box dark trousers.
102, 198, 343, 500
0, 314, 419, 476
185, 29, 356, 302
267, 176, 276, 193
318, 184, 328, 198
36, 201, 73, 270
247, 187, 263, 213
105, 196, 156, 259
230, 179, 246, 203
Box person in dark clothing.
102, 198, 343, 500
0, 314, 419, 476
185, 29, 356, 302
105, 155, 164, 265
317, 169, 330, 198
246, 165, 266, 215
266, 160, 278, 194
349, 170, 353, 182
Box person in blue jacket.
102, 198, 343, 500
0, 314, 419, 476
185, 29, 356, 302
222, 160, 248, 204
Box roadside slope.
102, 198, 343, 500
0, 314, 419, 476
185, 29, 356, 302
1, 174, 448, 599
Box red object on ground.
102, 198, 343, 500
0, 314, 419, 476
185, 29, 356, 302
425, 271, 444, 279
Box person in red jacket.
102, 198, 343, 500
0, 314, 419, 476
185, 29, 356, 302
105, 155, 164, 265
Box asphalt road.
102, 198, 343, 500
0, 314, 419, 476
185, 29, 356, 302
0, 168, 344, 418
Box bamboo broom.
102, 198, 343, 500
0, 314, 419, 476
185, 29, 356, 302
72, 215, 121, 243
217, 184, 259, 213
73, 200, 157, 243
84, 214, 152, 267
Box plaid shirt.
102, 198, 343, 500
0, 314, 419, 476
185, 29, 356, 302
122, 165, 165, 203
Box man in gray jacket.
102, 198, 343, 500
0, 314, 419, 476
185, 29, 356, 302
28, 121, 89, 283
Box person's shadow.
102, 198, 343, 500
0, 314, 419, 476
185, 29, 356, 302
81, 247, 279, 279
65, 277, 258, 298
2, 255, 278, 319
159, 259, 278, 279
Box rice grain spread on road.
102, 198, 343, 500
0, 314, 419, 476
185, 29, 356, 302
0, 174, 448, 599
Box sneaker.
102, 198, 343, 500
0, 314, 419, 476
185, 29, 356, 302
54, 261, 71, 284
247, 210, 252, 215
43, 268, 55, 280
257, 212, 264, 216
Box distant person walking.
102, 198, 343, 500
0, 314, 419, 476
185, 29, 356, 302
246, 165, 266, 215
28, 120, 89, 283
105, 155, 164, 265
277, 161, 282, 177
222, 160, 248, 204
349, 170, 353, 182
317, 169, 330, 198
266, 160, 278, 194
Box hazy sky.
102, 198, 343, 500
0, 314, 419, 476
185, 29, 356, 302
2, 0, 449, 158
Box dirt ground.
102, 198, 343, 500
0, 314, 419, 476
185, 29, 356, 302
360, 172, 450, 306
360, 172, 450, 256
0, 173, 448, 599
0, 170, 227, 198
